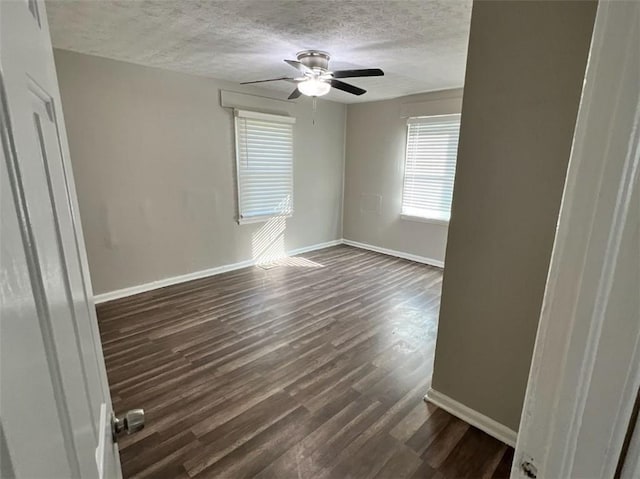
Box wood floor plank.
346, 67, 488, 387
183, 390, 301, 475
120, 430, 199, 478
96, 245, 514, 478
491, 447, 515, 478
390, 401, 439, 443
438, 426, 507, 479
422, 416, 471, 468
327, 427, 405, 479
410, 460, 445, 479
406, 407, 454, 456
373, 444, 423, 479
253, 394, 378, 478
191, 406, 314, 478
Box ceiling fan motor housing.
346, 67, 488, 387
297, 50, 330, 72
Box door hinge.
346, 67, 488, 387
520, 459, 538, 478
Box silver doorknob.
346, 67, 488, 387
111, 408, 145, 441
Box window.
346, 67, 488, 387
401, 114, 461, 223
234, 109, 295, 224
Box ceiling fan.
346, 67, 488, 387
241, 50, 384, 99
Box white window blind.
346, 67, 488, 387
402, 114, 461, 222
234, 110, 295, 224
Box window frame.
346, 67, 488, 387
400, 113, 461, 225
233, 109, 296, 225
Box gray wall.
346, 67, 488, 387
343, 89, 463, 265
54, 50, 346, 295
431, 0, 597, 430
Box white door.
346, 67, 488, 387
512, 1, 640, 478
1, 1, 127, 477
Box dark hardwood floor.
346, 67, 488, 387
97, 245, 514, 478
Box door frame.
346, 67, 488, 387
512, 0, 640, 477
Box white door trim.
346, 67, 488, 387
512, 1, 640, 477
621, 405, 640, 479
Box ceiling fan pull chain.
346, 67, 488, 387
312, 96, 317, 125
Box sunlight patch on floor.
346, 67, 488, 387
264, 256, 324, 268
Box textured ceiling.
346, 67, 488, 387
46, 0, 472, 103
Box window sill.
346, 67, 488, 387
400, 214, 449, 226
238, 213, 293, 225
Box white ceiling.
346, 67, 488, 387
46, 0, 472, 104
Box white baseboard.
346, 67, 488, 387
424, 388, 518, 447
342, 239, 444, 268
287, 239, 342, 256
94, 238, 442, 304
93, 239, 342, 304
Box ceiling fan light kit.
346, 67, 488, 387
241, 50, 384, 99
297, 77, 331, 97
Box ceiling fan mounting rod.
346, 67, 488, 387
297, 50, 330, 72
